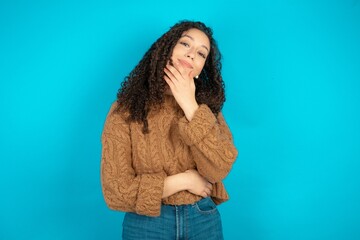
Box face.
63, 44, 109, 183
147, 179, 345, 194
170, 28, 210, 78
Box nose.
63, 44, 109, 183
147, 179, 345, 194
186, 48, 195, 59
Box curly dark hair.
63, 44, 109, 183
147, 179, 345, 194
116, 20, 225, 133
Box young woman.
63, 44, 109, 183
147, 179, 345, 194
101, 20, 238, 239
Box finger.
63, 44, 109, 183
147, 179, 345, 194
201, 191, 208, 198
164, 75, 174, 88
173, 61, 187, 76
165, 67, 181, 85
206, 188, 211, 195
207, 182, 213, 190
166, 63, 179, 74
202, 188, 209, 196
164, 67, 176, 80
166, 64, 183, 80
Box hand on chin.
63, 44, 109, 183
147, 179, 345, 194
171, 59, 193, 78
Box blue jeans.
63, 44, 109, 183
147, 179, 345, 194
122, 197, 224, 240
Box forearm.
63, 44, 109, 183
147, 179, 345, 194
162, 172, 188, 198
178, 105, 238, 183
102, 131, 167, 216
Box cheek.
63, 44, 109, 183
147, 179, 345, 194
171, 45, 182, 56
195, 61, 206, 74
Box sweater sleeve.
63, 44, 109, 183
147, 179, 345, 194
100, 103, 166, 217
178, 104, 238, 183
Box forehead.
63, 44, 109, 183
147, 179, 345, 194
180, 28, 210, 49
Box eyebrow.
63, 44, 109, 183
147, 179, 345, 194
181, 34, 209, 52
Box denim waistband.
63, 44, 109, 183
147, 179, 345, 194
162, 197, 210, 207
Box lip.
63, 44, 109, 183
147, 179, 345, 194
178, 59, 193, 69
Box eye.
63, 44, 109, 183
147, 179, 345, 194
198, 52, 207, 59
180, 41, 190, 47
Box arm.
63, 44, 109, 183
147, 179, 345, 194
162, 170, 213, 199
163, 63, 238, 183
101, 103, 166, 217
178, 104, 238, 183
162, 173, 187, 198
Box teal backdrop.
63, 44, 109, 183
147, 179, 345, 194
1, 0, 359, 239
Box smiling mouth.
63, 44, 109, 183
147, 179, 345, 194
178, 59, 193, 69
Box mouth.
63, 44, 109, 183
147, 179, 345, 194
178, 59, 193, 69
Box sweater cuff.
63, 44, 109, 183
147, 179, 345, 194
178, 104, 217, 146
135, 172, 166, 217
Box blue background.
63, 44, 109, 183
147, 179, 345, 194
1, 0, 360, 239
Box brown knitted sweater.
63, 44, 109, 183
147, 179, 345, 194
101, 95, 238, 217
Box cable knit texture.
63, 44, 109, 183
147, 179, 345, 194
101, 95, 238, 217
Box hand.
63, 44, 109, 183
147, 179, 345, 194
184, 169, 213, 198
163, 63, 199, 121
